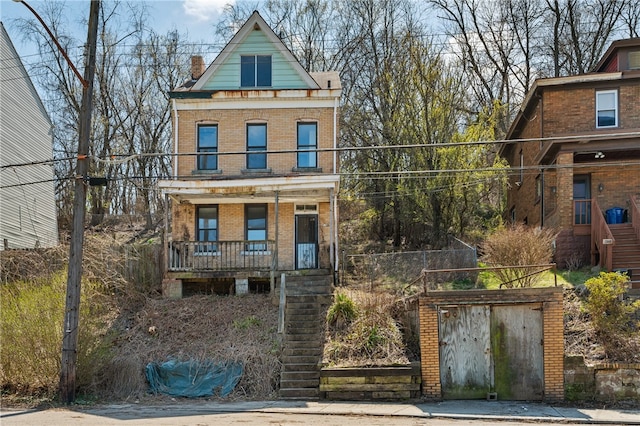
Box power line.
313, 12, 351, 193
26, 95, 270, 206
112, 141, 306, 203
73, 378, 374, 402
2, 129, 639, 170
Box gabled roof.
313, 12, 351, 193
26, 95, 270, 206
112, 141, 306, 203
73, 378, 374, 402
593, 37, 640, 72
192, 11, 320, 91
0, 22, 51, 128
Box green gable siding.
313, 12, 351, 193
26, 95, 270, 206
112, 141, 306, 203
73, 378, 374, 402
202, 29, 310, 90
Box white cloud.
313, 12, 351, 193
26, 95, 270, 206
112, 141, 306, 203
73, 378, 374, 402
182, 0, 231, 22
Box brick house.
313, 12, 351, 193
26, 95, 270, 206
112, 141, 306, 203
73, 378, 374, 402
158, 12, 341, 297
500, 38, 640, 283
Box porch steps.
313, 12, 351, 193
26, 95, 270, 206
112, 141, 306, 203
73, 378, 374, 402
279, 274, 333, 400
609, 224, 640, 289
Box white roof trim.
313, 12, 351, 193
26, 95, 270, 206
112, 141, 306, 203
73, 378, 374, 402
159, 175, 339, 193
192, 11, 320, 91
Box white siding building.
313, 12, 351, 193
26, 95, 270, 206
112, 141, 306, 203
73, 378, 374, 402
0, 22, 58, 249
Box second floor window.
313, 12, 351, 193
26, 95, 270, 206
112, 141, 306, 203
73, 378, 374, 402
596, 89, 618, 128
197, 125, 218, 170
297, 123, 317, 168
241, 55, 272, 87
247, 123, 267, 169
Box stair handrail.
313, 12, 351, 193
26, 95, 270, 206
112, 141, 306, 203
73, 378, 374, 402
631, 195, 640, 242
591, 200, 614, 271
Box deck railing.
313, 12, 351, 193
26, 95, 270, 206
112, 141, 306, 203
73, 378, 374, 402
591, 200, 614, 271
168, 240, 275, 272
574, 199, 591, 225
631, 195, 640, 242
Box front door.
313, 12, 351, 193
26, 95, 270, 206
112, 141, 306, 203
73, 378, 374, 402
295, 215, 318, 269
573, 175, 591, 224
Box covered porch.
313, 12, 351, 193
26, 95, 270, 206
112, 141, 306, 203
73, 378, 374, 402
158, 175, 340, 296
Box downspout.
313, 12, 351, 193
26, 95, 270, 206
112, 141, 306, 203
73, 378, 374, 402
541, 169, 545, 227
333, 96, 338, 173
172, 98, 178, 179
331, 189, 340, 274
329, 188, 335, 274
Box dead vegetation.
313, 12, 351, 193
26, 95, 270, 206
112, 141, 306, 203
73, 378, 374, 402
323, 289, 411, 367
105, 293, 281, 400
2, 231, 639, 405
1, 232, 281, 403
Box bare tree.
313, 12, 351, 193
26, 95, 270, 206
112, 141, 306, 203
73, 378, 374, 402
15, 1, 191, 230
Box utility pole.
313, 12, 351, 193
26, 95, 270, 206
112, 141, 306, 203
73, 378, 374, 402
13, 0, 100, 405
14, 0, 100, 403
58, 0, 100, 404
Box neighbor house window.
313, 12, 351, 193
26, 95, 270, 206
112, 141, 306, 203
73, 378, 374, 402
518, 149, 524, 187
596, 89, 618, 128
246, 204, 267, 251
247, 123, 267, 169
197, 124, 218, 170
196, 206, 218, 252
535, 175, 542, 202
297, 122, 318, 168
241, 55, 272, 87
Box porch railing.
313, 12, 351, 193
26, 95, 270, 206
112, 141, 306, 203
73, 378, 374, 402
631, 195, 640, 242
574, 199, 591, 225
591, 200, 614, 271
168, 240, 275, 272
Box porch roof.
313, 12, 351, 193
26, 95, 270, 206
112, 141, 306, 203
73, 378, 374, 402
158, 175, 339, 204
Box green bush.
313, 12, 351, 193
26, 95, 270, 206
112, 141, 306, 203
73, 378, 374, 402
584, 272, 640, 334
326, 292, 358, 328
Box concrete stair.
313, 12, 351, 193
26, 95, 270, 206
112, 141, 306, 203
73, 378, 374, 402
609, 223, 640, 289
279, 273, 333, 400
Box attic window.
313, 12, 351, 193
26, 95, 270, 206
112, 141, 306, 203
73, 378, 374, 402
241, 55, 272, 87
629, 51, 640, 70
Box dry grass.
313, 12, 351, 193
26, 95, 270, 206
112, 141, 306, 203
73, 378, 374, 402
1, 232, 281, 403
323, 289, 410, 367
107, 294, 281, 400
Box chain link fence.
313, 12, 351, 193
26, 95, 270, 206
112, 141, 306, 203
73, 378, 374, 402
340, 238, 478, 293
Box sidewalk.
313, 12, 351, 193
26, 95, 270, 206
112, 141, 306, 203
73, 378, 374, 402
3, 399, 640, 424
84, 399, 640, 424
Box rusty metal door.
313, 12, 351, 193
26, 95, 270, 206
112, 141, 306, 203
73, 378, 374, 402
439, 305, 491, 399
491, 303, 544, 400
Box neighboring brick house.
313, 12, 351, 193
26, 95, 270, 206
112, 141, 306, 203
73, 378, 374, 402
500, 38, 640, 281
158, 12, 341, 297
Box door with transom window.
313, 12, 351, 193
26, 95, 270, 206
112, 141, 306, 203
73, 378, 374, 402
295, 207, 318, 269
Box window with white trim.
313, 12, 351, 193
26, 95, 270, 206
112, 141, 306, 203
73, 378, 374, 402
596, 90, 618, 128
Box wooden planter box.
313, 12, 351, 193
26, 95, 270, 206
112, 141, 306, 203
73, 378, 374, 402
319, 362, 421, 401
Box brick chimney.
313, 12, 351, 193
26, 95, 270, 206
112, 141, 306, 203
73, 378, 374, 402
191, 55, 205, 80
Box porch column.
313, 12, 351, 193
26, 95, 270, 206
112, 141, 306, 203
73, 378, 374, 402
556, 152, 574, 229
329, 188, 335, 273
163, 193, 170, 277
271, 191, 279, 295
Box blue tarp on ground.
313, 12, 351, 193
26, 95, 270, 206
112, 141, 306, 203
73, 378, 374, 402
145, 359, 243, 398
